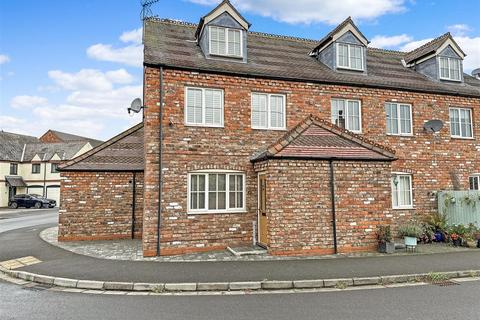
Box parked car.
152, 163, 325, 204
8, 194, 56, 209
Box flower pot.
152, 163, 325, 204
434, 232, 444, 242
466, 240, 477, 248
378, 241, 396, 254
404, 236, 417, 247
453, 238, 462, 247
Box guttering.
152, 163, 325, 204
157, 66, 164, 256
329, 159, 338, 254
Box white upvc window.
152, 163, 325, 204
469, 175, 480, 190
391, 174, 413, 209
439, 57, 461, 81
449, 107, 473, 138
385, 102, 413, 135
185, 87, 224, 127
251, 93, 286, 130
337, 43, 364, 71
188, 171, 246, 214
331, 98, 362, 133
209, 26, 242, 58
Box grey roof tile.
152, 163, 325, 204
143, 19, 480, 98
60, 123, 144, 171
0, 131, 39, 162
23, 142, 88, 162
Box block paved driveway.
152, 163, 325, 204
1, 223, 480, 283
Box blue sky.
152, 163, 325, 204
0, 0, 479, 140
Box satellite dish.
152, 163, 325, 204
424, 119, 444, 133
128, 98, 143, 114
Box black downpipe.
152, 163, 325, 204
131, 172, 136, 239
157, 67, 164, 256
329, 160, 338, 254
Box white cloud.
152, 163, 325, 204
48, 68, 134, 91
189, 0, 407, 24
369, 34, 413, 48
455, 36, 480, 73
120, 28, 143, 44
399, 36, 480, 73
10, 95, 48, 109
400, 38, 433, 52
0, 54, 10, 64
447, 24, 471, 37
87, 27, 143, 67
87, 43, 143, 67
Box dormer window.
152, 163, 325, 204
439, 57, 461, 81
337, 43, 364, 71
209, 26, 242, 58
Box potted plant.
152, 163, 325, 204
398, 223, 423, 249
377, 225, 395, 254
422, 212, 448, 242
448, 224, 467, 247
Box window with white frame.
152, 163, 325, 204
251, 93, 286, 129
331, 98, 361, 132
337, 43, 364, 71
391, 174, 413, 209
209, 26, 242, 57
188, 172, 245, 213
469, 176, 480, 190
439, 57, 461, 81
385, 103, 412, 135
449, 107, 473, 138
185, 87, 223, 127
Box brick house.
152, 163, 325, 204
59, 1, 480, 256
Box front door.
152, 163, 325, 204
258, 174, 268, 246
8, 187, 16, 201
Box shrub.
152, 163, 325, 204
422, 212, 448, 232
398, 224, 423, 238
377, 225, 393, 243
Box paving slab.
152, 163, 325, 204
2, 224, 480, 284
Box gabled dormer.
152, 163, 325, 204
195, 0, 250, 62
310, 17, 369, 73
404, 32, 466, 83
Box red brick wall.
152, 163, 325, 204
255, 160, 393, 256
39, 131, 62, 143
58, 171, 144, 241
142, 66, 480, 256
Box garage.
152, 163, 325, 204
46, 185, 61, 207
27, 185, 44, 197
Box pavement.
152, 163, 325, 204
1, 222, 480, 283
1, 275, 479, 320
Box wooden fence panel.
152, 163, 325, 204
438, 191, 480, 227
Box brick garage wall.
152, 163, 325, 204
142, 66, 480, 256
58, 171, 144, 241
256, 160, 393, 256
39, 131, 62, 143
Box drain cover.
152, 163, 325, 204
22, 284, 52, 292
431, 280, 459, 287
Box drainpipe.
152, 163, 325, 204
157, 66, 164, 256
329, 159, 338, 254
131, 171, 137, 239
43, 162, 47, 197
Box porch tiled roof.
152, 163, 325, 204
59, 123, 144, 172
5, 176, 27, 187
251, 115, 397, 162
